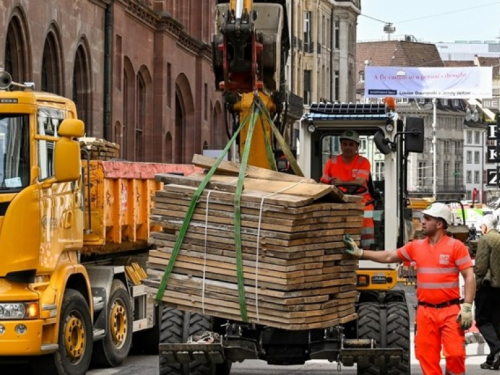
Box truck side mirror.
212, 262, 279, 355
54, 119, 84, 182
374, 130, 392, 155
54, 137, 81, 182
405, 117, 424, 153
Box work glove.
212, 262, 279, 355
343, 234, 363, 258
456, 303, 473, 330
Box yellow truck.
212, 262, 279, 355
0, 70, 197, 374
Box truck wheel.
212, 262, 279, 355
357, 302, 383, 375
159, 307, 231, 375
386, 302, 410, 375
92, 279, 133, 367
31, 289, 93, 375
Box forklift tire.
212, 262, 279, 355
357, 302, 410, 375
159, 307, 231, 375
386, 302, 410, 375
92, 279, 133, 367
31, 289, 93, 375
357, 302, 383, 375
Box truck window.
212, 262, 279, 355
0, 115, 30, 191
37, 107, 65, 180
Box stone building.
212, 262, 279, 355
291, 0, 360, 105
0, 0, 224, 163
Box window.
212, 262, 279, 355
453, 99, 459, 107
303, 70, 311, 105
0, 115, 30, 190
303, 11, 312, 52
466, 150, 472, 163
444, 162, 450, 187
474, 151, 480, 164
359, 138, 367, 152
443, 99, 449, 106
334, 18, 340, 49
466, 131, 472, 144
455, 140, 461, 155
466, 170, 472, 183
38, 108, 68, 180
334, 70, 339, 101
474, 170, 480, 184
375, 161, 385, 181
484, 100, 491, 107
474, 131, 480, 144
418, 161, 426, 185
443, 140, 450, 154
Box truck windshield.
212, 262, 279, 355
0, 115, 30, 191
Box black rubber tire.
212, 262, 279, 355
92, 279, 133, 367
384, 291, 406, 304
31, 289, 93, 375
386, 302, 411, 375
159, 307, 231, 375
359, 291, 381, 304
357, 302, 383, 375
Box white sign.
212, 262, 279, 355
364, 66, 492, 98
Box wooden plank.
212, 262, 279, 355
187, 173, 343, 202
154, 173, 238, 193
191, 154, 317, 184
154, 190, 363, 218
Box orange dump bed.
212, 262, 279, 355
82, 160, 201, 254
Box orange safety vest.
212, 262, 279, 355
321, 154, 374, 248
397, 236, 473, 304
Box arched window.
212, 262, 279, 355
5, 9, 30, 82
72, 43, 92, 134
41, 29, 63, 95
136, 74, 146, 162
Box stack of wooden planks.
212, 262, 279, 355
146, 155, 364, 330
80, 137, 120, 160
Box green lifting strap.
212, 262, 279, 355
255, 99, 305, 177
232, 100, 260, 322
155, 109, 252, 308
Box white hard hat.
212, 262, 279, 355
340, 130, 360, 144
422, 203, 452, 225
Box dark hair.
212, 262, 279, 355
440, 218, 448, 230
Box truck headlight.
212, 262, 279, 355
0, 302, 39, 319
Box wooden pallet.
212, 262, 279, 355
146, 157, 364, 330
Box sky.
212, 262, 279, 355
357, 0, 500, 43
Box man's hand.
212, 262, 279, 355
343, 234, 363, 258
456, 303, 473, 330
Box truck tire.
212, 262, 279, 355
159, 307, 231, 375
386, 302, 410, 375
31, 289, 93, 375
92, 279, 133, 367
357, 302, 383, 375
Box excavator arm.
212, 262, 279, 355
212, 0, 290, 169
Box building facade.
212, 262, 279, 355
1, 0, 224, 164
290, 0, 360, 105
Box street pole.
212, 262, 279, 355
432, 98, 437, 200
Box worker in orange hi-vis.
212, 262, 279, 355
320, 130, 374, 249
344, 202, 476, 375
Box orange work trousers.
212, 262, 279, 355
414, 304, 465, 375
